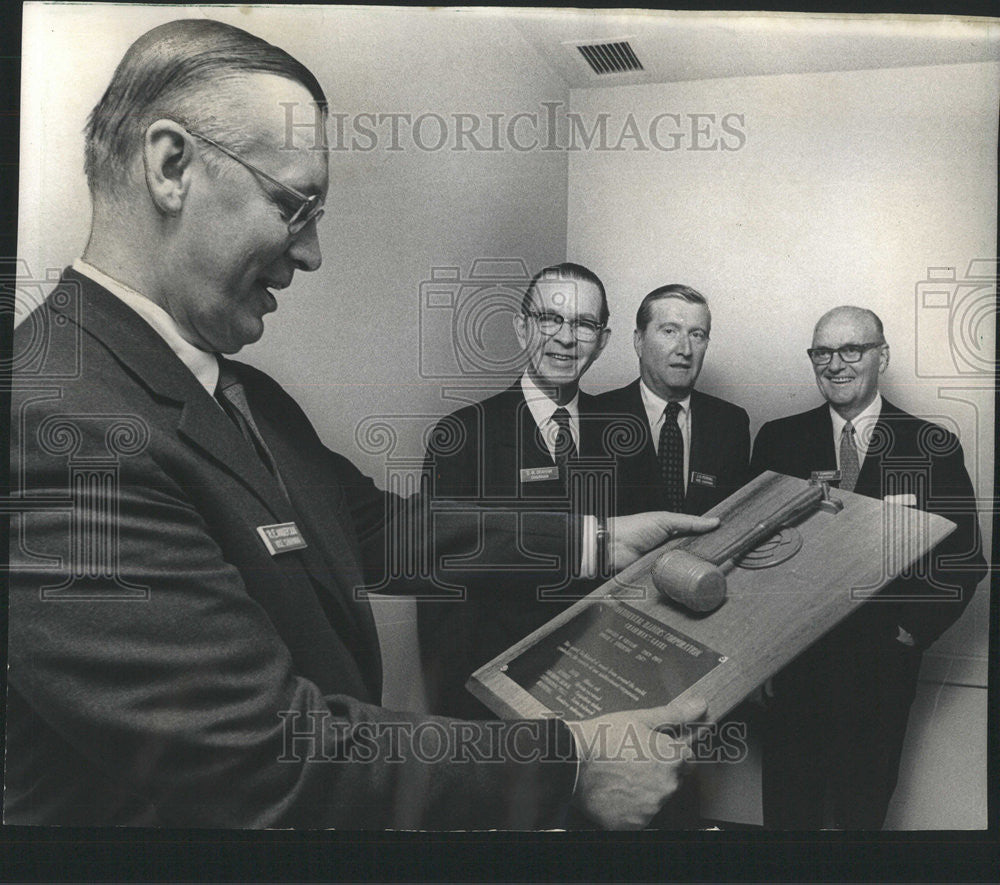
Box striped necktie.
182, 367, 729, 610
839, 420, 860, 492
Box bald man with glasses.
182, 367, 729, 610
750, 306, 985, 829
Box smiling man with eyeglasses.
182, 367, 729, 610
8, 19, 720, 832
420, 262, 615, 720
750, 305, 985, 829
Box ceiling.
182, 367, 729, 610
498, 9, 1000, 88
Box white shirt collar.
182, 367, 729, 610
639, 379, 691, 429
830, 393, 883, 456
73, 258, 219, 396
520, 373, 579, 450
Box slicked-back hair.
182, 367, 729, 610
635, 284, 709, 332
84, 18, 327, 198
521, 262, 609, 326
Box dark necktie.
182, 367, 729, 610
839, 420, 860, 493
215, 366, 290, 500
658, 401, 684, 512
551, 407, 578, 464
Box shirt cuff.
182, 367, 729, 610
580, 514, 597, 577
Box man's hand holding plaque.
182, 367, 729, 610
569, 695, 708, 829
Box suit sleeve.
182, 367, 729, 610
749, 420, 779, 478
7, 399, 576, 829
896, 437, 986, 649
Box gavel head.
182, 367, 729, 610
651, 549, 727, 613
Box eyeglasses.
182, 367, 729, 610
525, 310, 606, 342
807, 342, 884, 365
188, 130, 325, 235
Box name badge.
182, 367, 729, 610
520, 466, 560, 483
257, 521, 308, 555
690, 471, 717, 488
811, 470, 842, 483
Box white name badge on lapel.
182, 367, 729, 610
257, 522, 308, 555
884, 493, 918, 507
690, 471, 717, 488
811, 469, 842, 483
520, 465, 560, 483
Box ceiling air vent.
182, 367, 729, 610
577, 41, 643, 75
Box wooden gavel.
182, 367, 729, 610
652, 483, 826, 613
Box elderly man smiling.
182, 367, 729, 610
750, 306, 985, 829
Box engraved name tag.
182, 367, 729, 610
257, 521, 308, 555
811, 469, 842, 483
520, 466, 560, 483
690, 471, 717, 488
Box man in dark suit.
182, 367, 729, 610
750, 306, 986, 829
5, 19, 718, 830
420, 262, 614, 718
593, 284, 751, 518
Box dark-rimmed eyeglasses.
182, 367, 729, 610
188, 130, 325, 236
807, 342, 884, 365
525, 310, 606, 342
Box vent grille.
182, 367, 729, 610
577, 41, 643, 75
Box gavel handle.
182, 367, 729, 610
706, 484, 823, 567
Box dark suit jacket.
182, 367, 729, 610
750, 399, 985, 649
5, 271, 577, 829
591, 380, 751, 517
750, 399, 985, 827
420, 382, 607, 716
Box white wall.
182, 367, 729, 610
567, 61, 997, 828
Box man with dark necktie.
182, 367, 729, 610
421, 262, 615, 718
750, 306, 985, 828
592, 284, 751, 520
5, 19, 720, 830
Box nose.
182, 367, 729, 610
826, 351, 847, 371
675, 334, 692, 357
552, 319, 576, 347
287, 220, 323, 272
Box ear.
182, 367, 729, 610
878, 344, 890, 374
143, 119, 196, 216
633, 328, 642, 359
594, 327, 611, 359
513, 310, 529, 348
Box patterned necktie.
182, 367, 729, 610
839, 420, 860, 493
551, 407, 577, 464
658, 401, 684, 512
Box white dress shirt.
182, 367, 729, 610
520, 373, 580, 463
73, 258, 220, 395
639, 380, 691, 493
829, 394, 883, 471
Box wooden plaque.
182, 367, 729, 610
467, 471, 956, 722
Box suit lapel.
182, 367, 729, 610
55, 272, 293, 522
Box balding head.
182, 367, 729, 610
812, 306, 884, 348
84, 18, 327, 203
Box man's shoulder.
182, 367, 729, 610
758, 403, 828, 436
435, 383, 522, 426
691, 389, 749, 424
590, 379, 640, 412
875, 399, 963, 455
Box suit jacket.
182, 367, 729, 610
5, 271, 577, 829
750, 399, 986, 827
750, 399, 985, 649
419, 382, 607, 716
591, 380, 751, 517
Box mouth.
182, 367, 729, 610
544, 352, 577, 364
259, 279, 291, 312
825, 375, 855, 386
